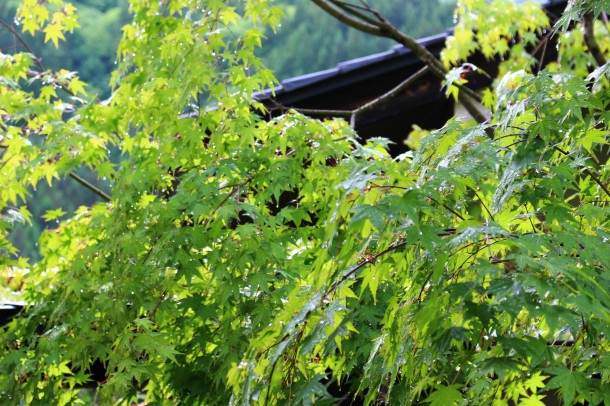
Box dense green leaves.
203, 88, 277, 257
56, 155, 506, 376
2, 0, 610, 404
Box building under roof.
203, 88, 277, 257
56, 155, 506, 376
256, 0, 568, 156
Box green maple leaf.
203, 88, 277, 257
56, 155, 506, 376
424, 385, 464, 406
44, 23, 66, 48
42, 208, 67, 222
67, 77, 87, 96
519, 393, 547, 406
545, 367, 581, 405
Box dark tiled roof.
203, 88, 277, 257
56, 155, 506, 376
256, 0, 567, 107
262, 32, 449, 99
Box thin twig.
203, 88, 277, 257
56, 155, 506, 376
427, 196, 465, 221
69, 172, 111, 202
350, 66, 429, 127
265, 356, 280, 406
202, 177, 252, 227
333, 1, 380, 25
312, 0, 382, 36
532, 28, 554, 74
0, 18, 85, 100
0, 19, 111, 202
473, 190, 495, 221
417, 269, 434, 302
149, 290, 167, 319
269, 102, 352, 118
365, 183, 465, 220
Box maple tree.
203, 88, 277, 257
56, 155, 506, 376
1, 0, 610, 404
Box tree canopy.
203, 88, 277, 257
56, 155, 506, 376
2, 0, 610, 405
0, 0, 455, 260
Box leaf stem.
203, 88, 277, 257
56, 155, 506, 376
268, 103, 352, 118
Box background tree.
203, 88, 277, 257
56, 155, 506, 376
261, 0, 456, 78
1, 0, 610, 405
0, 0, 125, 260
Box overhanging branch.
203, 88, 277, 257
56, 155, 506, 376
310, 0, 491, 136
267, 102, 353, 118
69, 172, 111, 202
311, 0, 382, 36
350, 66, 429, 127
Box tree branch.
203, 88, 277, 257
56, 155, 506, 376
583, 12, 606, 67
0, 18, 44, 72
350, 66, 429, 127
148, 290, 167, 320
335, 0, 446, 76
455, 81, 483, 104
332, 0, 380, 26
0, 18, 84, 100
0, 19, 111, 201
311, 0, 382, 36
201, 177, 252, 227
311, 0, 492, 136
268, 102, 353, 118
68, 172, 111, 202
372, 18, 488, 126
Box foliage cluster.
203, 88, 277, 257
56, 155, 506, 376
0, 0, 125, 260
0, 0, 455, 260
1, 0, 610, 405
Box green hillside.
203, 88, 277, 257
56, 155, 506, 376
261, 0, 456, 79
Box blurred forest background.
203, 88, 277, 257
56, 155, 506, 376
0, 0, 456, 260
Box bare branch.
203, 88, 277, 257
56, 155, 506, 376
332, 1, 380, 26
69, 172, 111, 202
267, 102, 352, 118
350, 66, 430, 127
311, 0, 492, 135
311, 0, 382, 36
